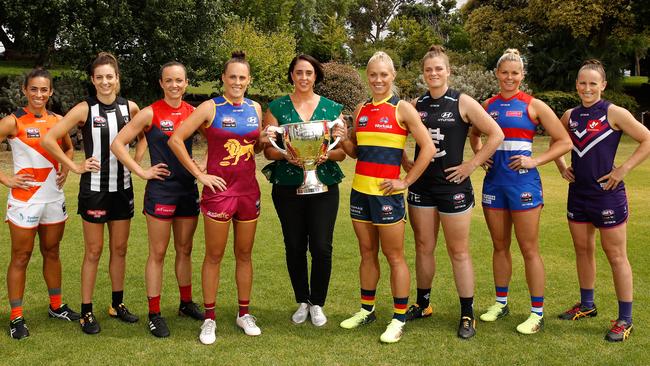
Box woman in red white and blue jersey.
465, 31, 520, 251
554, 59, 650, 342
469, 48, 571, 335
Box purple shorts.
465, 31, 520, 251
567, 188, 628, 228
201, 192, 260, 223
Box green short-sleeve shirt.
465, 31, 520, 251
262, 95, 345, 186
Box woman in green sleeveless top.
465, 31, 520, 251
262, 54, 345, 327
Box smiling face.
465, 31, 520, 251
91, 64, 119, 97
576, 68, 606, 107
222, 62, 250, 102
159, 65, 188, 101
291, 60, 316, 94
366, 60, 395, 99
423, 56, 450, 90
495, 60, 523, 95
22, 76, 53, 112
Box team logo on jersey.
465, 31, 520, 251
160, 120, 174, 132
520, 192, 533, 203
222, 116, 237, 128
206, 210, 230, 220
379, 117, 390, 124
86, 209, 107, 218
247, 116, 259, 127
358, 116, 368, 127
587, 119, 601, 132
26, 127, 41, 138
601, 209, 615, 224
408, 192, 421, 203
489, 111, 499, 120
482, 193, 496, 204
154, 204, 176, 216
418, 111, 428, 121
376, 117, 392, 129
441, 112, 453, 119
453, 193, 465, 201
381, 205, 393, 215
93, 116, 107, 128
220, 139, 255, 166
438, 112, 455, 123
569, 119, 579, 131
506, 111, 523, 118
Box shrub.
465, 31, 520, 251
394, 62, 426, 100
534, 90, 580, 117
449, 64, 499, 102
603, 90, 639, 112
314, 62, 367, 115
0, 75, 25, 115
51, 71, 88, 115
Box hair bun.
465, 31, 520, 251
503, 48, 520, 56
582, 59, 602, 67
428, 45, 446, 53
231, 51, 246, 59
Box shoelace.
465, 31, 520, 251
242, 315, 258, 327
202, 320, 216, 333
566, 304, 582, 314
461, 317, 472, 328
311, 307, 324, 318
609, 320, 626, 334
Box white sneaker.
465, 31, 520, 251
291, 303, 310, 324
199, 319, 216, 345
309, 305, 327, 327
236, 314, 261, 336
379, 319, 405, 343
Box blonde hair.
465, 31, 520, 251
496, 48, 524, 72
421, 45, 450, 70
367, 51, 396, 76
578, 59, 606, 82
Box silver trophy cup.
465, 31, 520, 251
269, 119, 344, 195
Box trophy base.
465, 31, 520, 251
296, 169, 328, 195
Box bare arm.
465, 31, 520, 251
253, 102, 269, 154
0, 115, 34, 189
55, 114, 75, 189
553, 109, 575, 182
334, 104, 362, 159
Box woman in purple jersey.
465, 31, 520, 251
555, 59, 650, 342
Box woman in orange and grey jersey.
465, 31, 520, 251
1, 68, 79, 340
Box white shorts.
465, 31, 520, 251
5, 197, 68, 229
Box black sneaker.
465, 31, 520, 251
148, 313, 170, 338
457, 316, 476, 339
80, 312, 101, 335
9, 317, 29, 340
558, 302, 597, 320
108, 303, 139, 323
49, 303, 81, 321
605, 319, 633, 342
178, 301, 204, 320
405, 304, 433, 322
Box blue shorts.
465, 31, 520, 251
350, 189, 405, 225
143, 187, 200, 220
567, 188, 628, 228
481, 180, 543, 211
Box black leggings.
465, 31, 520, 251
271, 184, 339, 306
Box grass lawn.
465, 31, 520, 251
0, 136, 649, 365
0, 61, 73, 78
187, 81, 219, 96
622, 76, 649, 88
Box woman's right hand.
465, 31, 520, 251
332, 124, 348, 141
74, 157, 101, 175
481, 157, 494, 171
142, 163, 170, 181
198, 173, 227, 193
560, 166, 575, 182
3, 173, 35, 189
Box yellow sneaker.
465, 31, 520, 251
339, 308, 376, 329
479, 302, 509, 322
516, 313, 544, 334
380, 319, 405, 343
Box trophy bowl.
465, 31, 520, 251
269, 119, 344, 195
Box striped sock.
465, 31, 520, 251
9, 299, 23, 321
580, 288, 595, 308
618, 301, 632, 324
393, 297, 408, 322
179, 285, 192, 303
148, 295, 161, 314
238, 299, 249, 317
496, 286, 508, 305
204, 302, 216, 320
361, 289, 376, 312
531, 296, 544, 316
48, 288, 62, 310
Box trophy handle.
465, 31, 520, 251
326, 119, 344, 151
267, 126, 287, 154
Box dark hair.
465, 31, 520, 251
579, 59, 606, 82
223, 51, 250, 75
159, 61, 187, 80
421, 44, 449, 70
23, 67, 53, 89
287, 54, 324, 85
90, 52, 121, 94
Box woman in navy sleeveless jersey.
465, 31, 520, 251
554, 60, 650, 342
111, 62, 204, 338
43, 52, 144, 334
469, 49, 571, 335
403, 45, 503, 339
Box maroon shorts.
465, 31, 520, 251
200, 192, 260, 222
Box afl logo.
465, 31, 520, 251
160, 120, 174, 132
489, 111, 499, 120
441, 112, 453, 119
381, 205, 393, 214
569, 119, 579, 131
93, 116, 107, 128
358, 116, 368, 127
222, 116, 236, 128
26, 127, 40, 138
453, 193, 465, 201
419, 111, 428, 121
601, 209, 614, 217
520, 192, 533, 203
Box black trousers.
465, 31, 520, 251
271, 184, 339, 306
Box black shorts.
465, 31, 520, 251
407, 184, 474, 214
78, 188, 135, 223
143, 186, 200, 220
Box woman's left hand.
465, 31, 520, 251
316, 151, 328, 166
508, 154, 539, 171
56, 170, 68, 189
445, 161, 477, 184
379, 178, 408, 195
598, 166, 627, 190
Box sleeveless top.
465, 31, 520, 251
144, 99, 196, 193
412, 88, 471, 189
353, 95, 408, 195
80, 96, 132, 192
568, 99, 624, 194
7, 108, 64, 203
203, 96, 260, 198
262, 94, 344, 186
485, 91, 540, 185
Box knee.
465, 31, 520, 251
447, 246, 470, 263
381, 248, 406, 267
111, 241, 128, 258
603, 249, 628, 268
149, 246, 166, 264
310, 241, 332, 260
414, 239, 434, 257
235, 248, 252, 263
84, 245, 103, 264
175, 242, 193, 258
41, 245, 61, 262
520, 245, 541, 263
204, 250, 225, 266
10, 249, 33, 268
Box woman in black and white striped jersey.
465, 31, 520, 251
42, 52, 145, 335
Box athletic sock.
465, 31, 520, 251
81, 302, 93, 315
361, 289, 376, 312
179, 285, 192, 303
393, 297, 408, 322
618, 300, 632, 324
460, 296, 474, 318
496, 286, 508, 305
580, 288, 595, 308
48, 288, 62, 310
416, 288, 431, 309
238, 299, 249, 317
112, 290, 124, 308
148, 295, 161, 315
204, 302, 216, 320
9, 299, 23, 321
531, 296, 544, 316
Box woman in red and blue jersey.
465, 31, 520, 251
554, 60, 650, 342
111, 62, 204, 338
168, 51, 268, 345
470, 48, 571, 334
336, 51, 435, 343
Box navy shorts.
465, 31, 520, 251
407, 184, 474, 214
350, 189, 405, 225
143, 187, 199, 220
78, 188, 134, 223
567, 188, 628, 228
481, 179, 543, 211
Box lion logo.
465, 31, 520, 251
220, 139, 255, 166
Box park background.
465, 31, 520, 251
0, 0, 649, 364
